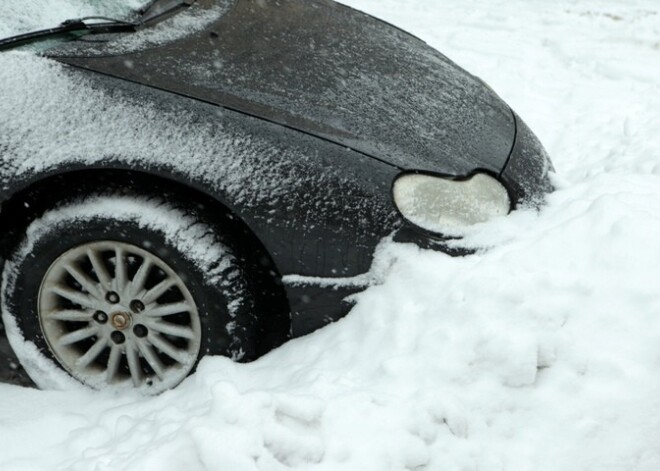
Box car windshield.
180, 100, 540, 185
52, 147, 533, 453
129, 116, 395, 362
0, 0, 191, 53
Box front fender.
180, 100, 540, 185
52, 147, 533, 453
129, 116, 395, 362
0, 60, 402, 279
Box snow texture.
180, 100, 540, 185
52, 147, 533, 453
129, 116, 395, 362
1, 0, 660, 470
0, 52, 309, 211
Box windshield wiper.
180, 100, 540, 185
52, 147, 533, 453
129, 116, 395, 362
0, 18, 135, 51
0, 1, 194, 52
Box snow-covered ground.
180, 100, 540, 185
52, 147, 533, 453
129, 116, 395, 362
1, 1, 660, 470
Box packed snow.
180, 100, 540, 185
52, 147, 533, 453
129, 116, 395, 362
1, 1, 660, 470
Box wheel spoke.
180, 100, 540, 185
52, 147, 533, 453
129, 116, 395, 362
50, 285, 97, 309
106, 345, 121, 383
144, 302, 191, 318
49, 309, 92, 322
58, 325, 98, 346
87, 248, 112, 290
125, 341, 142, 387
149, 333, 190, 364
63, 263, 103, 299
76, 337, 107, 368
142, 279, 176, 305
128, 258, 152, 298
114, 247, 128, 292
137, 340, 165, 380
148, 321, 195, 340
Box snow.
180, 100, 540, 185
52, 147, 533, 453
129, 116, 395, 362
1, 0, 660, 470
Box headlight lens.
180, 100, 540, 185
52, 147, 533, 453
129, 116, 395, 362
393, 172, 511, 233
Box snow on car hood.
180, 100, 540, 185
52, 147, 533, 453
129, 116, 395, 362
49, 0, 515, 175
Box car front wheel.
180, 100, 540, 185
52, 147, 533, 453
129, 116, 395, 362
1, 194, 259, 393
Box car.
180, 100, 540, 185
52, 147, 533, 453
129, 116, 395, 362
0, 0, 553, 393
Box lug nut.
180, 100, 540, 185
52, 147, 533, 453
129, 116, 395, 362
106, 292, 120, 304
93, 311, 108, 324
130, 300, 145, 313
111, 331, 126, 344
133, 324, 148, 338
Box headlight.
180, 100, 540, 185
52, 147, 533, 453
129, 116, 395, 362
393, 172, 511, 233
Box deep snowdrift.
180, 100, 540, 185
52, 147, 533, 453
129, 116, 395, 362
1, 1, 660, 470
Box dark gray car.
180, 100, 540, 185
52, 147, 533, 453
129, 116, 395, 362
0, 0, 553, 392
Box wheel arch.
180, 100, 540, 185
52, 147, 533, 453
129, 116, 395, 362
0, 167, 291, 355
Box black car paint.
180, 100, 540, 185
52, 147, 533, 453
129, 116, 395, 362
0, 0, 552, 386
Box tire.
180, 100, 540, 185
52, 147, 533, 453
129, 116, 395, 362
1, 194, 259, 393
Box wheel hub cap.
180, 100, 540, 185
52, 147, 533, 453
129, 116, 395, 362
111, 312, 131, 330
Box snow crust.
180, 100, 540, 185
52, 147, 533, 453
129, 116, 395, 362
2, 1, 660, 470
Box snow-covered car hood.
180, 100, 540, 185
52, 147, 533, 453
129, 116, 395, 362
48, 0, 515, 175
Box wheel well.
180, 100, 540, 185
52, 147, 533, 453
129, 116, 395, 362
0, 169, 291, 356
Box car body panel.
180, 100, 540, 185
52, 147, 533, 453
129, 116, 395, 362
0, 0, 554, 386
0, 65, 402, 277
500, 114, 554, 206
49, 0, 515, 176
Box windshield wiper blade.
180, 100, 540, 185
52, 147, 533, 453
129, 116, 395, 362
0, 17, 138, 51
0, 18, 136, 51
0, 1, 194, 52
